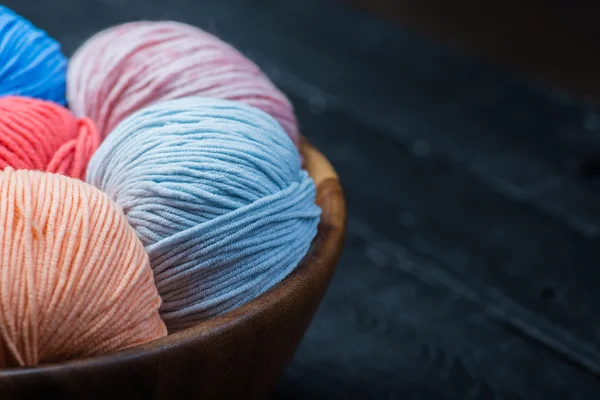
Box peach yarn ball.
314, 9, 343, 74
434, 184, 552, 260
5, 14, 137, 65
0, 168, 166, 367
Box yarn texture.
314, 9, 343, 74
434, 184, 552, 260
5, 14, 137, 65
87, 97, 320, 331
0, 96, 100, 180
67, 21, 299, 144
0, 168, 166, 367
0, 6, 67, 104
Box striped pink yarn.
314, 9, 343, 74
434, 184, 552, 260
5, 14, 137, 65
67, 21, 299, 144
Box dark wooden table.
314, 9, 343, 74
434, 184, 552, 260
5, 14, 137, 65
346, 0, 600, 104
5, 0, 600, 398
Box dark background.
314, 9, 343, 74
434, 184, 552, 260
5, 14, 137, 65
6, 0, 600, 398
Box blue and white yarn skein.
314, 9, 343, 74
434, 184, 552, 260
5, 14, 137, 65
87, 97, 321, 331
0, 5, 67, 104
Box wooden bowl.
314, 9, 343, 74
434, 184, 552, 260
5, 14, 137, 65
0, 139, 346, 400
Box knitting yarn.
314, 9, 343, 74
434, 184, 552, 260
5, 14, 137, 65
67, 21, 299, 144
0, 96, 99, 180
0, 6, 67, 104
87, 97, 320, 331
0, 168, 166, 367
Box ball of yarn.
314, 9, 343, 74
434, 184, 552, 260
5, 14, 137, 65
0, 96, 100, 180
0, 168, 167, 367
87, 97, 320, 331
67, 21, 299, 144
0, 6, 67, 104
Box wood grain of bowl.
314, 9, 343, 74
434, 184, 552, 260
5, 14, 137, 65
0, 138, 346, 400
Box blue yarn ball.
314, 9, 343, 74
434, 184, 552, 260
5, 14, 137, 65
87, 97, 321, 331
0, 6, 67, 104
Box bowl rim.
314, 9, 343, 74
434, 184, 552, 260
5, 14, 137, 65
0, 137, 346, 376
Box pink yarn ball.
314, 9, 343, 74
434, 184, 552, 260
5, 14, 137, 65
67, 21, 299, 145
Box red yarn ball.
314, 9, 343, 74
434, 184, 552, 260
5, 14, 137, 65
0, 96, 100, 180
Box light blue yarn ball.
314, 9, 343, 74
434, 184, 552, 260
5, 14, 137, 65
0, 6, 67, 104
87, 97, 321, 331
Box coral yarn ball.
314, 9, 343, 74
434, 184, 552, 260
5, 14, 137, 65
0, 168, 166, 367
0, 96, 100, 180
67, 21, 299, 144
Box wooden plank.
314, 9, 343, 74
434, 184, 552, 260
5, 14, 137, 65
343, 0, 600, 104
228, 3, 600, 239
275, 226, 600, 399
289, 92, 600, 371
